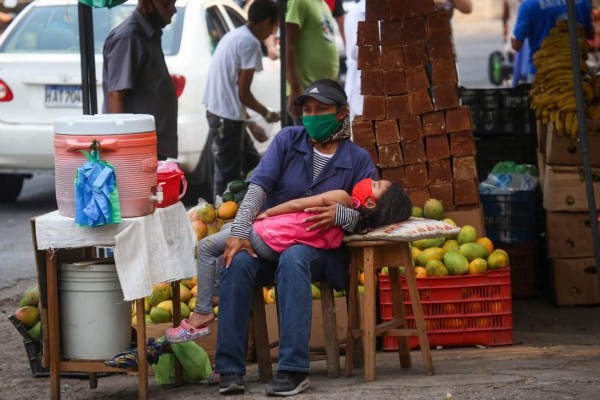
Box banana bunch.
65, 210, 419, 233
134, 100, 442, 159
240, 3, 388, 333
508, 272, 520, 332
529, 20, 599, 138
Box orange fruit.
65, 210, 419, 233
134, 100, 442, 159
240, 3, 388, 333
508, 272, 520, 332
358, 272, 365, 285
476, 237, 494, 254
217, 200, 239, 220
415, 266, 428, 278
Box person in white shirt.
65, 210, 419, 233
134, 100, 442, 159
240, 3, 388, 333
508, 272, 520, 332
202, 0, 280, 198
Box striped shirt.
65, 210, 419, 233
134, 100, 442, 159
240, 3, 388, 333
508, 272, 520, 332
230, 148, 360, 239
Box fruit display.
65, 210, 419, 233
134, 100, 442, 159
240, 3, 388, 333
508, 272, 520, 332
529, 20, 600, 138
407, 199, 509, 278
133, 277, 215, 325
12, 284, 42, 345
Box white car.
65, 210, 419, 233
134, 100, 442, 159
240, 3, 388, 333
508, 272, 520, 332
0, 0, 281, 202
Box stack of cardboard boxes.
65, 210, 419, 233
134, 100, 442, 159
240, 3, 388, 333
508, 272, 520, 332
350, 0, 481, 215
538, 122, 600, 305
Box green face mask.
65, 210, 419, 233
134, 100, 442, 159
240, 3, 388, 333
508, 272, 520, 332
302, 113, 342, 141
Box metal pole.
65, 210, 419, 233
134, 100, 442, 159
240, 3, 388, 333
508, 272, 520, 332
78, 3, 90, 115
566, 0, 600, 289
77, 3, 98, 115
279, 0, 287, 127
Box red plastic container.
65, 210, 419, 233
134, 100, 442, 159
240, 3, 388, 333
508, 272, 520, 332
379, 269, 513, 350
157, 169, 187, 208
54, 114, 158, 218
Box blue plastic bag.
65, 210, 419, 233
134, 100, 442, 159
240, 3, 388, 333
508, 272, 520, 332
74, 139, 122, 227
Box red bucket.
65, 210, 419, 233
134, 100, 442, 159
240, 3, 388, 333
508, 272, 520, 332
157, 162, 187, 208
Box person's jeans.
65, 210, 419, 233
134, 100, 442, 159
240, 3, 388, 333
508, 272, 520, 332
215, 244, 327, 375
195, 224, 280, 314
207, 111, 260, 198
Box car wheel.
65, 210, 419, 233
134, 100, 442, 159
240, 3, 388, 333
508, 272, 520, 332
0, 174, 26, 202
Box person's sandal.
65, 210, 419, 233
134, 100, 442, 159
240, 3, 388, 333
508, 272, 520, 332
165, 319, 210, 343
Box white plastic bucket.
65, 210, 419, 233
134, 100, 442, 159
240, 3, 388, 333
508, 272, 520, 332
58, 260, 131, 360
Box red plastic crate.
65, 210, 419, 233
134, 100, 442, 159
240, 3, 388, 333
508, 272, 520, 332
379, 269, 513, 350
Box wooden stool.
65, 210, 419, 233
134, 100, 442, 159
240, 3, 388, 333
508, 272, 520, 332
251, 280, 341, 381
345, 240, 434, 382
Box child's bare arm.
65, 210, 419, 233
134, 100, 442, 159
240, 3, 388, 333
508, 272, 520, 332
258, 190, 352, 218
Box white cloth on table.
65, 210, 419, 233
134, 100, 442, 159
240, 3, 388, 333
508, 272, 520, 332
35, 202, 196, 301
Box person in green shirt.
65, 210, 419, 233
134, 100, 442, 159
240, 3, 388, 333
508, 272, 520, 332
286, 0, 339, 123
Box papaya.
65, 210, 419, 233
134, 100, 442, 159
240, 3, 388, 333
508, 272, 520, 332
443, 251, 469, 276
412, 236, 445, 250
459, 243, 490, 262
425, 259, 449, 277
416, 247, 445, 267
20, 284, 40, 307
456, 225, 477, 245
423, 198, 444, 220
14, 306, 39, 328
228, 180, 247, 194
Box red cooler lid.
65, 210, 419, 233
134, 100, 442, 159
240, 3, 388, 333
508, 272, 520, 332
54, 114, 155, 136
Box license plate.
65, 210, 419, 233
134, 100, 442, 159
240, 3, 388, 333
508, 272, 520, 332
45, 85, 82, 108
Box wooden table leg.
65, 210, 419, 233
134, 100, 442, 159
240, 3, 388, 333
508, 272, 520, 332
389, 264, 411, 369
319, 281, 340, 378
135, 299, 148, 400
171, 281, 183, 386
46, 250, 61, 400
362, 246, 377, 382
403, 262, 434, 376
344, 262, 359, 377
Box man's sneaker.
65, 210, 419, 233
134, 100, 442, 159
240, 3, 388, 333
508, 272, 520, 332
265, 371, 310, 396
219, 373, 244, 394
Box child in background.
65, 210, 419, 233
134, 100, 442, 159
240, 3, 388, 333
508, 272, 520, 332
165, 178, 412, 343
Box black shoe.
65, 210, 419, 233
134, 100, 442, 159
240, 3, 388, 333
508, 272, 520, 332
219, 373, 244, 394
265, 371, 310, 396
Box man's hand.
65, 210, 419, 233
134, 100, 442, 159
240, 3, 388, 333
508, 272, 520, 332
247, 121, 269, 143
302, 199, 338, 235
223, 237, 256, 268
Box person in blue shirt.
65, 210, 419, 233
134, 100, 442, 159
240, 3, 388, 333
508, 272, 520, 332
511, 0, 594, 77
215, 79, 377, 396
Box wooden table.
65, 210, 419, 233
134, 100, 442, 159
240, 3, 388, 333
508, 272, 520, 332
345, 240, 434, 382
31, 204, 196, 400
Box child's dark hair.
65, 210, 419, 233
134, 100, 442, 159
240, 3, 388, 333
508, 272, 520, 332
248, 0, 279, 24
354, 183, 412, 234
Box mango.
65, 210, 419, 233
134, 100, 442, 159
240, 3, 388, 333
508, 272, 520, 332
181, 276, 197, 290
180, 302, 191, 319
468, 258, 489, 275
27, 320, 42, 342
20, 284, 40, 307
213, 306, 219, 316
412, 206, 424, 218
443, 251, 469, 276
157, 300, 173, 315
423, 198, 444, 220
411, 246, 422, 262
179, 284, 192, 303
457, 225, 477, 245
311, 284, 321, 299
442, 218, 458, 238
149, 282, 171, 306
442, 239, 459, 252
415, 266, 428, 278
425, 259, 449, 277
459, 243, 490, 262
149, 306, 171, 323
416, 247, 445, 267
191, 220, 208, 241
14, 306, 39, 328
132, 314, 155, 326
488, 249, 510, 269
188, 297, 196, 311
476, 237, 494, 254
333, 289, 346, 297
412, 236, 445, 250
217, 200, 239, 220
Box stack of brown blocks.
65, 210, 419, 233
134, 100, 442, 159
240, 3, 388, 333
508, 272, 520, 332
351, 0, 480, 211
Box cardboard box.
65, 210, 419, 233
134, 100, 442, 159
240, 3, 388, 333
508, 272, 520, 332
546, 212, 600, 258
552, 258, 600, 306
445, 207, 485, 237
265, 297, 348, 359
545, 124, 600, 166
543, 165, 600, 211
